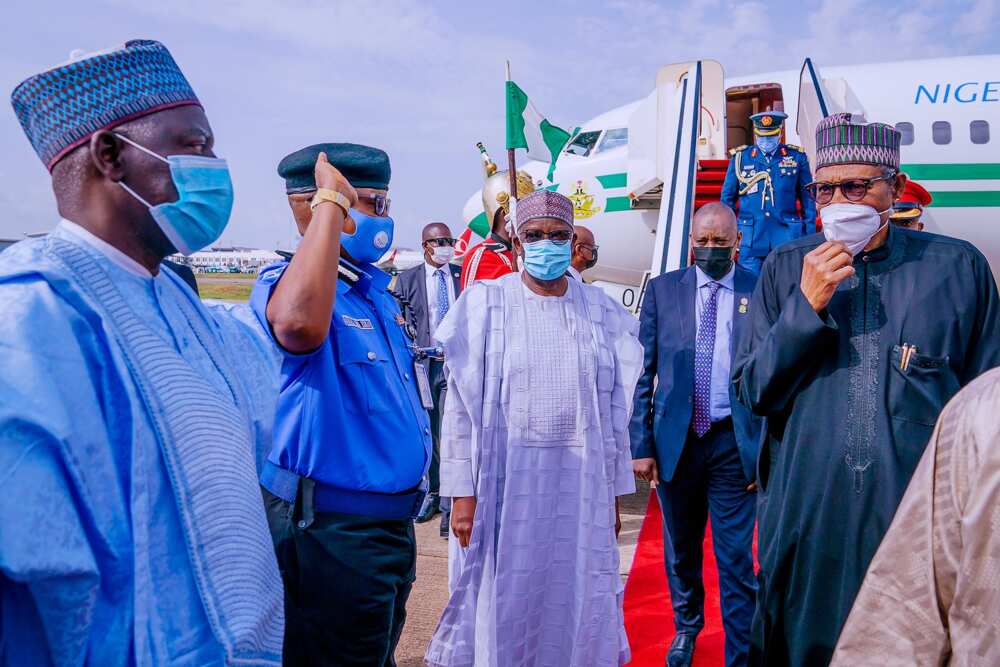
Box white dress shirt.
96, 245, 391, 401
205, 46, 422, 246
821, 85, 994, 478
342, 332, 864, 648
425, 260, 457, 328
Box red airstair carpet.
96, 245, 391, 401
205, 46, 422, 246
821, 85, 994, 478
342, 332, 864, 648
623, 492, 729, 667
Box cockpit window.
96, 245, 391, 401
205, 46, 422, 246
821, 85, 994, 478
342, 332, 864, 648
564, 130, 601, 157
596, 128, 628, 153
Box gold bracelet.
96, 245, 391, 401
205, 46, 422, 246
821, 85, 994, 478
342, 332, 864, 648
310, 188, 351, 215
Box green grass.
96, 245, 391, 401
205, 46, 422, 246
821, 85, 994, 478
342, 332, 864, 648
197, 271, 258, 279
197, 281, 253, 302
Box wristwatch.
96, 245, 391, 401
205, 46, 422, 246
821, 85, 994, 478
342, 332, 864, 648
310, 188, 351, 215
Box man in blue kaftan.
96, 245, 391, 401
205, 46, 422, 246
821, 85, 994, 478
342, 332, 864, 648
0, 40, 283, 666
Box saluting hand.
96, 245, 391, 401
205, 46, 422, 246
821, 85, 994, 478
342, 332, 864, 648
451, 496, 476, 548
800, 240, 854, 313
314, 151, 357, 205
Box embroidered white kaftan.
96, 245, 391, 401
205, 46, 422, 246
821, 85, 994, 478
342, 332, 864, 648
425, 273, 641, 667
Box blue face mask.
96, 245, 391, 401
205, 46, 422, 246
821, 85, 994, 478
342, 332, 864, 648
755, 134, 779, 154
116, 134, 234, 255
521, 239, 571, 281
342, 208, 394, 264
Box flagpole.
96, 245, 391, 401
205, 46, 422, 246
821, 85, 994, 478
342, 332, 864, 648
505, 60, 519, 271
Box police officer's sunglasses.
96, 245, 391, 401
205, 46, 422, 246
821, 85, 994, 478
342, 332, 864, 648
804, 171, 896, 205
358, 193, 391, 216
423, 237, 456, 247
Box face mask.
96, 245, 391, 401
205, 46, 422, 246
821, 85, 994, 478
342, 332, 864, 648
820, 202, 891, 256
583, 247, 599, 270
115, 134, 234, 255
342, 208, 394, 264
755, 134, 779, 154
692, 246, 734, 280
521, 239, 571, 281
431, 245, 455, 264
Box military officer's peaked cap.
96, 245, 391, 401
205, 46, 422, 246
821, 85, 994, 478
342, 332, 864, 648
891, 179, 932, 219
278, 142, 391, 193
751, 111, 788, 136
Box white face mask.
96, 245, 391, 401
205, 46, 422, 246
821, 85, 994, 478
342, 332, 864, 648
820, 202, 891, 256
431, 245, 455, 264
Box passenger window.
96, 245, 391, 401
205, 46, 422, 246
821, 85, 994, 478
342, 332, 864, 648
896, 122, 914, 146
932, 121, 951, 145
564, 130, 602, 157
970, 120, 990, 145
596, 128, 628, 153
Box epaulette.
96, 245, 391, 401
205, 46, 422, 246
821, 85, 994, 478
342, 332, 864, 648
784, 144, 803, 152
729, 145, 748, 157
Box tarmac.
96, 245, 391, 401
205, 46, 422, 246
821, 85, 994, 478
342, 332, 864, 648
394, 479, 652, 665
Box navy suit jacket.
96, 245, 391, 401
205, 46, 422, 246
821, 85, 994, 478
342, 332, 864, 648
395, 260, 462, 348
629, 264, 763, 482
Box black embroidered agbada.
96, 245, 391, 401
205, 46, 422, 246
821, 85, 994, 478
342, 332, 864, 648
733, 225, 1000, 666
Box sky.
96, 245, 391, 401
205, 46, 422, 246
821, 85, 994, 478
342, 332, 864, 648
1, 0, 997, 250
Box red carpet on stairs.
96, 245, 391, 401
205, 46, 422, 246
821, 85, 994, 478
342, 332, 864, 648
623, 492, 729, 666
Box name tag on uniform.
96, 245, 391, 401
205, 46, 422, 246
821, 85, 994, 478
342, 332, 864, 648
342, 315, 373, 330
780, 157, 797, 168
414, 360, 434, 410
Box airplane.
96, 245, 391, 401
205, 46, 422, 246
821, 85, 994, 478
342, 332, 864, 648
459, 54, 1000, 312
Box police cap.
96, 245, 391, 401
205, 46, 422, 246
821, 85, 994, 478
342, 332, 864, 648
278, 142, 391, 194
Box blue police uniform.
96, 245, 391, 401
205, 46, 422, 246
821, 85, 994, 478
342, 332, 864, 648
253, 258, 431, 516
252, 255, 432, 664
721, 113, 816, 275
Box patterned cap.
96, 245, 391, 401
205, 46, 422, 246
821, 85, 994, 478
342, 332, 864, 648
11, 39, 201, 170
515, 189, 574, 229
815, 113, 900, 170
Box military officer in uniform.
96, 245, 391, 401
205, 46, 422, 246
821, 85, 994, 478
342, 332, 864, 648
251, 143, 432, 665
890, 179, 932, 231
721, 111, 816, 275
460, 144, 536, 289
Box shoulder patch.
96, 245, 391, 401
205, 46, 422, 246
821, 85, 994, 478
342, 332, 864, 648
785, 144, 803, 152
729, 145, 748, 156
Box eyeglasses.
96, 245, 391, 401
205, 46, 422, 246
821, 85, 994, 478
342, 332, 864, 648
358, 193, 391, 216
578, 243, 599, 253
423, 237, 455, 247
520, 229, 574, 244
804, 172, 896, 205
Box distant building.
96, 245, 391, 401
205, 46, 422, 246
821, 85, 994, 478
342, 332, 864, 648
170, 247, 282, 273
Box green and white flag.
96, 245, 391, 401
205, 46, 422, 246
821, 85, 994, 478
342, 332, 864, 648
505, 80, 572, 181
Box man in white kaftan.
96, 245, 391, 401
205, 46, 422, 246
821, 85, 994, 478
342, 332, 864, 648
425, 189, 642, 667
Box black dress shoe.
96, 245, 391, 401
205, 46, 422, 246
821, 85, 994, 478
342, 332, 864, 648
415, 493, 440, 523
439, 510, 450, 538
666, 634, 696, 667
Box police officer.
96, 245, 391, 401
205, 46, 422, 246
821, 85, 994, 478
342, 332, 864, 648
251, 143, 432, 665
721, 111, 816, 274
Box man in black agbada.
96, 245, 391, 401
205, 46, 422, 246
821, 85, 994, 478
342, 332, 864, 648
733, 112, 1000, 666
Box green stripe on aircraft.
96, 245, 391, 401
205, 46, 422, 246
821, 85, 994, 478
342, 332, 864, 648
928, 191, 1000, 207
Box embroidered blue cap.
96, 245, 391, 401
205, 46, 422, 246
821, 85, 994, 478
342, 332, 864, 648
11, 39, 201, 170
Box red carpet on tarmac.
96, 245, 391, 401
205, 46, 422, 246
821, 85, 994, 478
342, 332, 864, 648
623, 492, 729, 667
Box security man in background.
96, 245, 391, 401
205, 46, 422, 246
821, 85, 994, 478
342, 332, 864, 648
251, 143, 432, 665
721, 111, 816, 274
890, 179, 932, 231
568, 223, 598, 281
395, 222, 463, 536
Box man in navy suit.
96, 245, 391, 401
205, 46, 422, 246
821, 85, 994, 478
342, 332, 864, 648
395, 222, 463, 534
630, 202, 762, 667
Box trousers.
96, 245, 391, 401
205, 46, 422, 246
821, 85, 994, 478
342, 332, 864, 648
264, 487, 416, 666
656, 419, 756, 667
